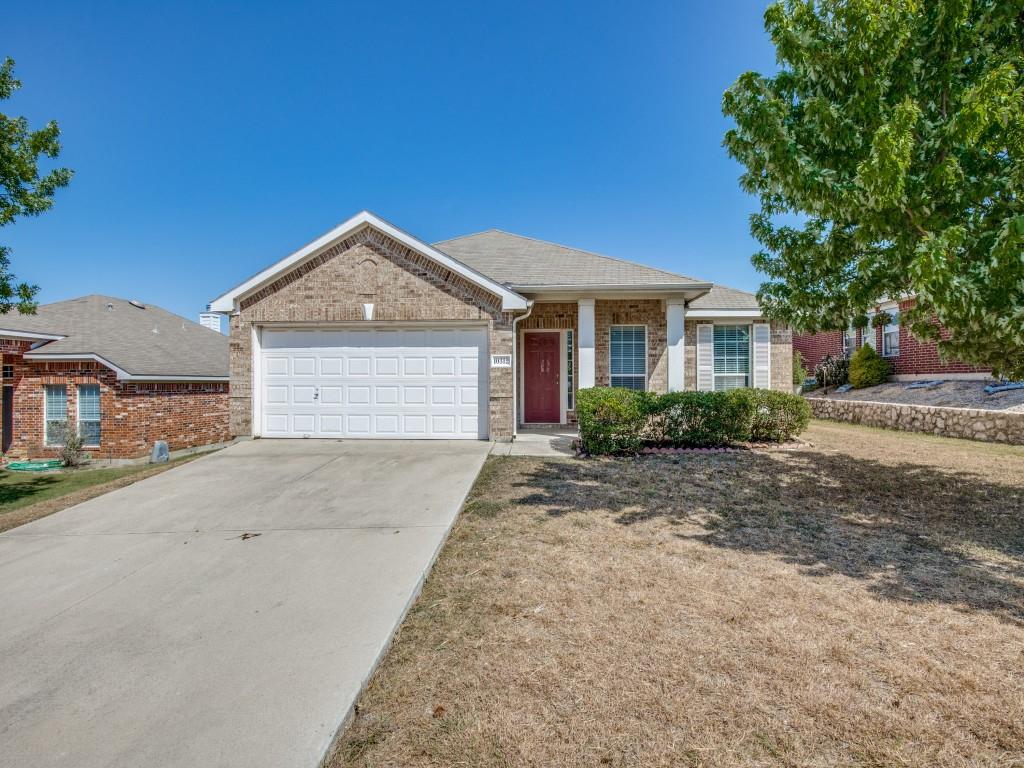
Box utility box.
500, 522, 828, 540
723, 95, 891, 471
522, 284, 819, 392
150, 440, 170, 464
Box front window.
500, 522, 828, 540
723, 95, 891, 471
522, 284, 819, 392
78, 385, 101, 446
713, 325, 751, 391
44, 385, 67, 446
566, 330, 574, 409
882, 312, 900, 357
609, 325, 646, 390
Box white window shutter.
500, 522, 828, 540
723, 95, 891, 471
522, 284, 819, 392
753, 323, 771, 388
696, 324, 714, 391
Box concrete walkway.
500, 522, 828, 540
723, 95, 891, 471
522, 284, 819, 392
490, 427, 579, 457
0, 439, 490, 768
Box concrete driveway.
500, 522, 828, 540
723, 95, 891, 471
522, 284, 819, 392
0, 438, 489, 768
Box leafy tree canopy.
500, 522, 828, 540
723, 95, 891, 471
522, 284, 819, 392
723, 0, 1024, 378
0, 57, 72, 313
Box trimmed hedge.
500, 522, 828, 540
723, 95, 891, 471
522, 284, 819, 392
576, 387, 810, 455
747, 388, 811, 441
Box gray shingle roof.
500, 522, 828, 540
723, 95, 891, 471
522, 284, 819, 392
434, 229, 707, 288
0, 295, 228, 378
688, 285, 760, 310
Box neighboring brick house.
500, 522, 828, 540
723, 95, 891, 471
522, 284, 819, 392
0, 296, 230, 460
210, 211, 793, 441
793, 296, 991, 380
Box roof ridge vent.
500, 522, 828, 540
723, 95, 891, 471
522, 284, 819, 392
129, 300, 146, 309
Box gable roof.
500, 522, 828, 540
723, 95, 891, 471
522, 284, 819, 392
434, 229, 711, 290
688, 285, 760, 311
0, 295, 228, 380
209, 211, 529, 313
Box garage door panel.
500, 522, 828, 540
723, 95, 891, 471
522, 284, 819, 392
265, 357, 289, 376
260, 326, 487, 439
320, 357, 343, 376
320, 386, 343, 404
375, 386, 400, 405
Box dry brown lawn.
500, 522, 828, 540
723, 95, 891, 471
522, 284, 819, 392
330, 421, 1024, 768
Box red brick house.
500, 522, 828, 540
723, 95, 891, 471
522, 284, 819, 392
793, 296, 991, 380
0, 295, 230, 460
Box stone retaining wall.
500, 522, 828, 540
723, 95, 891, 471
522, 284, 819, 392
808, 397, 1024, 445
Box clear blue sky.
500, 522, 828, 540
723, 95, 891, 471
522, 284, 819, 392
3, 0, 777, 325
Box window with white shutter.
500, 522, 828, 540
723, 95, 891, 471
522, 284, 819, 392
696, 324, 714, 391
713, 325, 751, 390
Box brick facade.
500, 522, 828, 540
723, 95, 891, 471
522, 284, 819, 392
793, 298, 990, 378
1, 344, 229, 460
229, 226, 515, 440
516, 304, 793, 426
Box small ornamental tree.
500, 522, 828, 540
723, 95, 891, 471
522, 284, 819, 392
849, 344, 891, 388
723, 1, 1024, 379
0, 57, 72, 313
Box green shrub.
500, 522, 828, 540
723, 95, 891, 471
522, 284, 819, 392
649, 390, 754, 447
575, 387, 649, 455
743, 388, 811, 442
576, 387, 810, 455
792, 350, 808, 386
848, 344, 891, 388
814, 354, 849, 388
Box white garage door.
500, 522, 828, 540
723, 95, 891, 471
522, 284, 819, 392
259, 326, 488, 439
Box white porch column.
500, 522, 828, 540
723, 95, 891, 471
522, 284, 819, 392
578, 298, 596, 389
666, 298, 686, 392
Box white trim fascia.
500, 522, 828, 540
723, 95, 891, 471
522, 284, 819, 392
22, 352, 228, 382
251, 325, 262, 438
0, 329, 66, 341
513, 284, 711, 302
685, 309, 763, 318
210, 210, 529, 313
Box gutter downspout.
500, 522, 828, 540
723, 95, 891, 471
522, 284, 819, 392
510, 300, 535, 440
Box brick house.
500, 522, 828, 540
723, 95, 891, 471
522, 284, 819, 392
210, 211, 792, 441
793, 296, 991, 380
0, 296, 230, 460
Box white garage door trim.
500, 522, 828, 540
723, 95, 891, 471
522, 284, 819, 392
254, 324, 489, 440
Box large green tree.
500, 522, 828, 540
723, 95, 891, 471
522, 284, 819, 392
723, 0, 1024, 378
0, 57, 72, 313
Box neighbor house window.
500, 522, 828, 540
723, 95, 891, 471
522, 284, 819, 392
44, 385, 67, 446
2, 364, 12, 379
713, 325, 751, 391
609, 325, 646, 390
843, 326, 857, 357
77, 384, 101, 446
566, 329, 574, 409
882, 312, 900, 357
863, 314, 877, 349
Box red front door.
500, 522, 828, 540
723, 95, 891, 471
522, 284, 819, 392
524, 332, 560, 423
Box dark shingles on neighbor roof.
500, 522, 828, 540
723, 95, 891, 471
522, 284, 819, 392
434, 229, 708, 288
688, 285, 760, 310
0, 295, 228, 378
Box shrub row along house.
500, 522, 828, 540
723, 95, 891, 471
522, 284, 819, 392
0, 295, 229, 460
793, 296, 991, 380
210, 211, 793, 440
